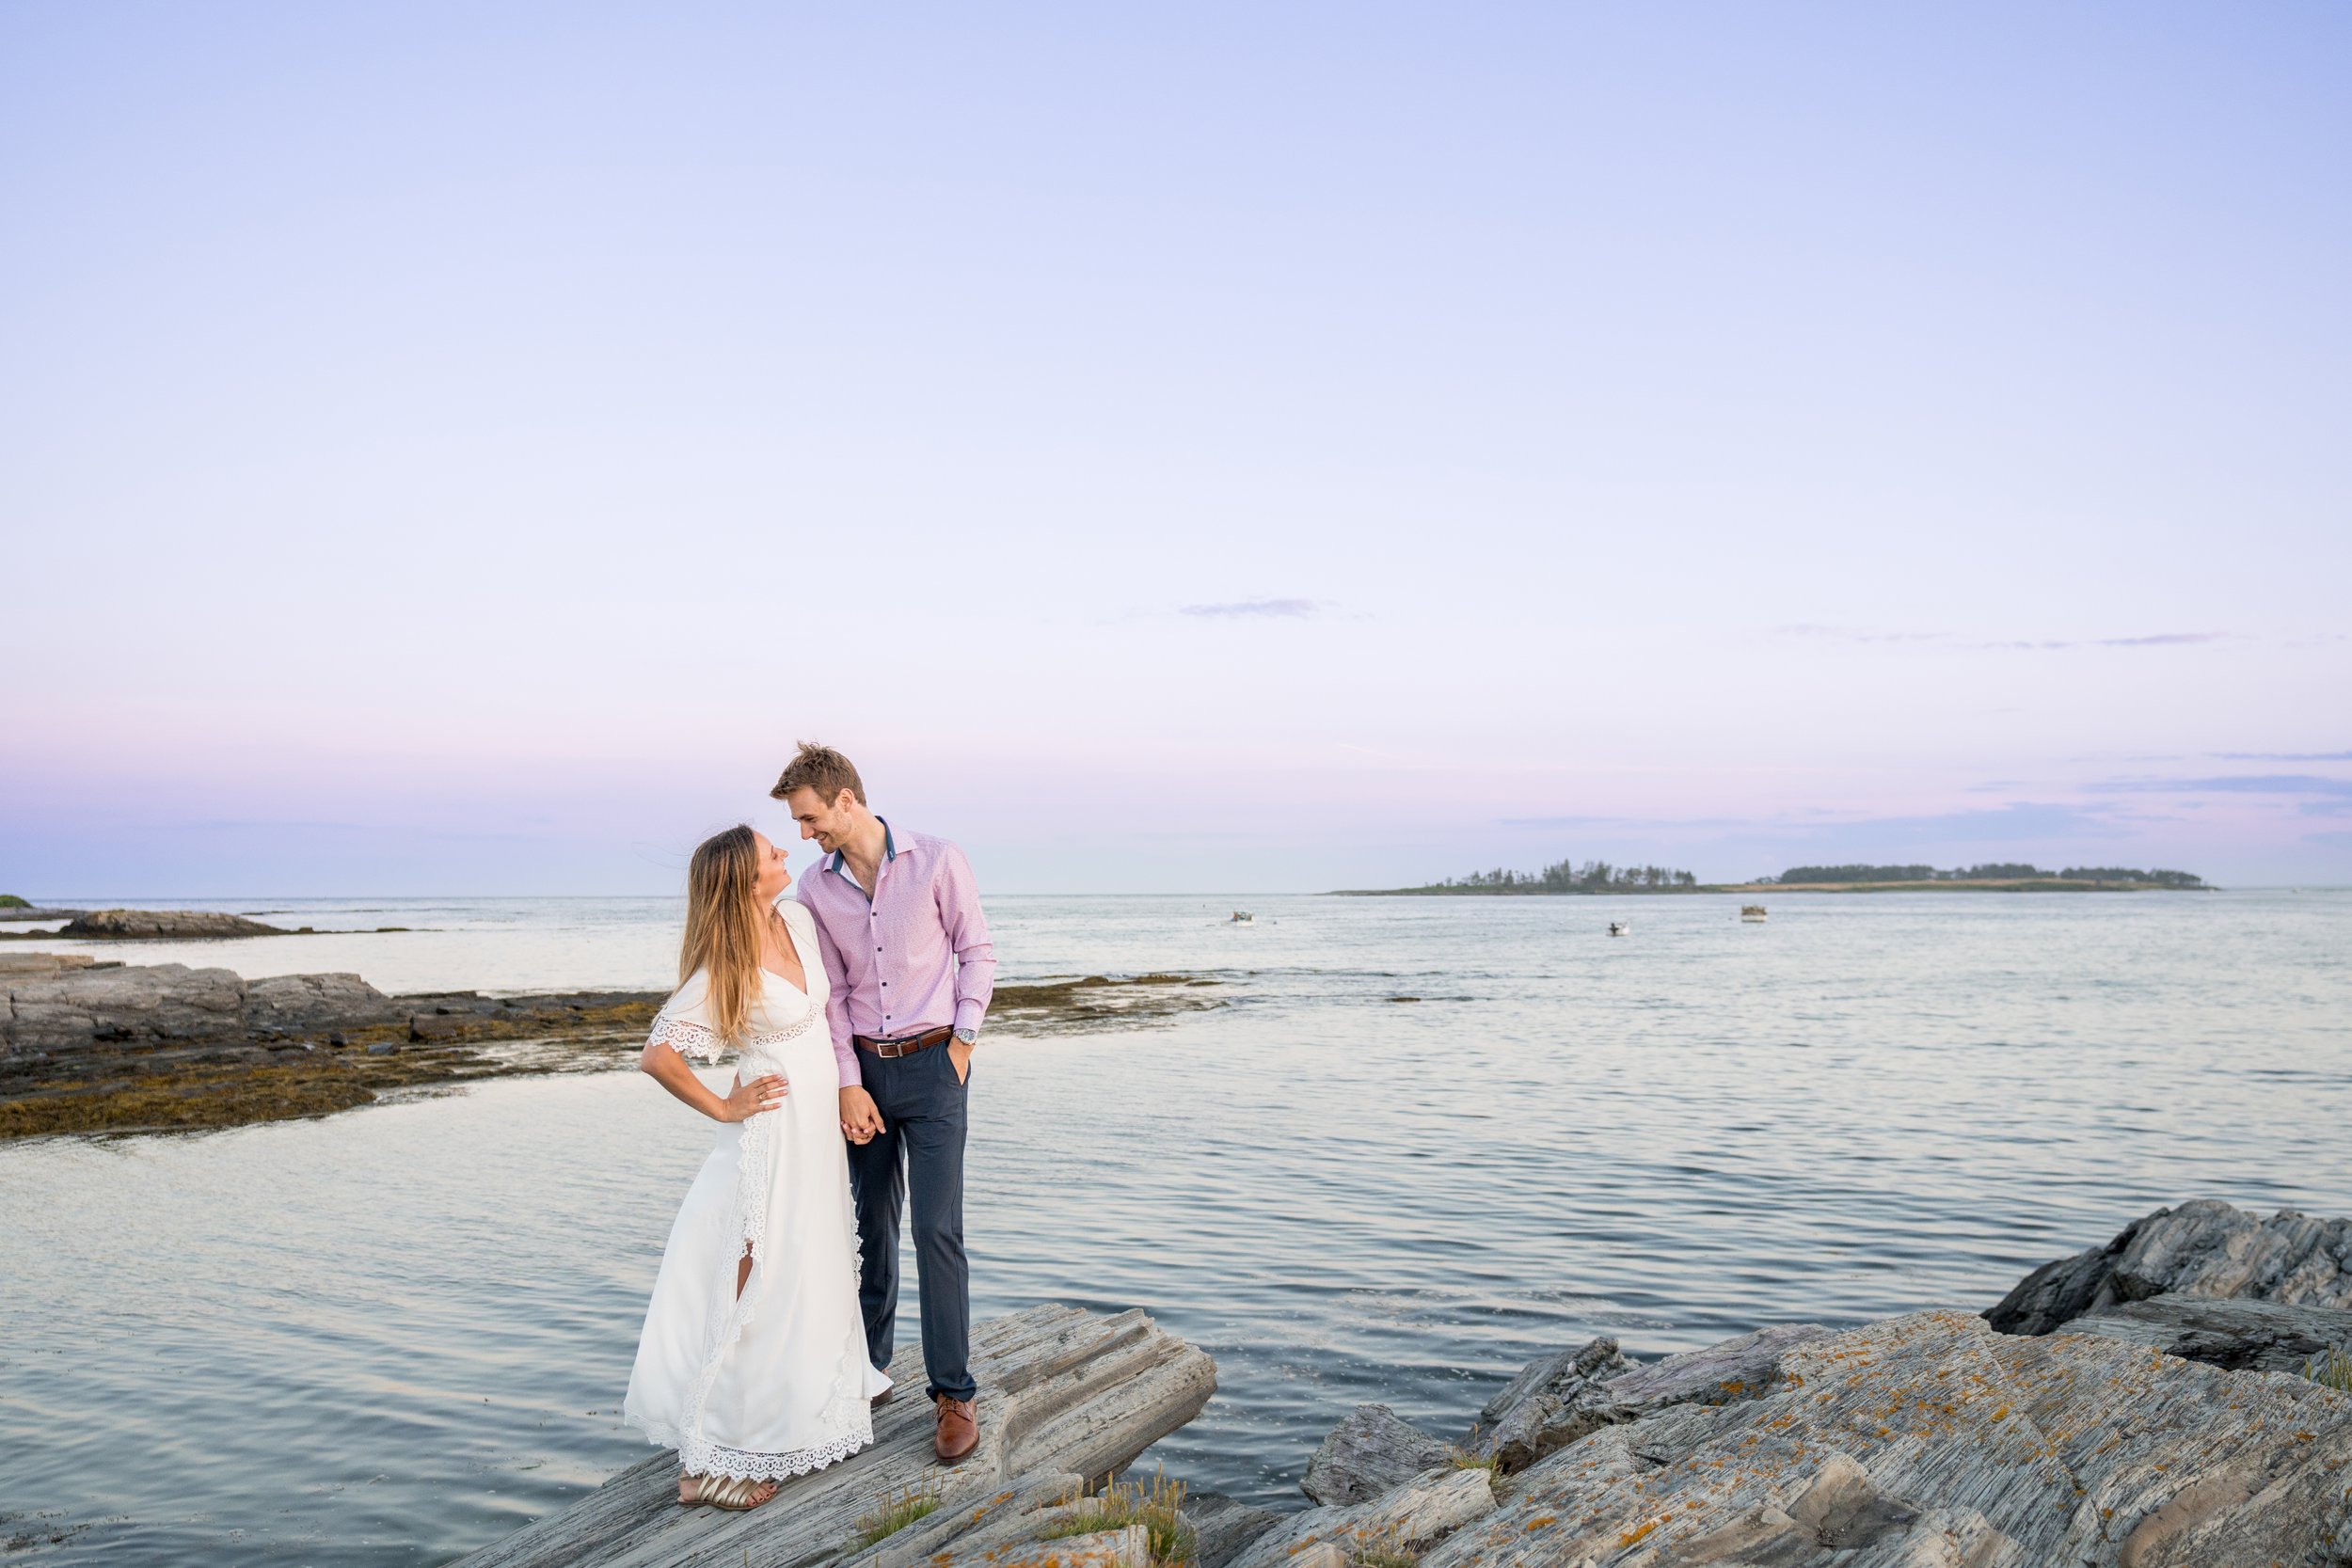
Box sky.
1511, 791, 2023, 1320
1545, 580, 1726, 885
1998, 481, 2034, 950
3, 3, 2347, 895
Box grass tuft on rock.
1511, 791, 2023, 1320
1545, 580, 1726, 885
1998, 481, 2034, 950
1447, 1441, 1503, 1497
0, 894, 29, 909
1043, 1470, 1195, 1568
1347, 1524, 1421, 1568
2308, 1346, 2352, 1392
850, 1477, 942, 1548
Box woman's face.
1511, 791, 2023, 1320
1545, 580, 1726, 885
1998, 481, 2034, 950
751, 831, 792, 903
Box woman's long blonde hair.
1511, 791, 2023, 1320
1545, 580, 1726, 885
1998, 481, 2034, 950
681, 824, 765, 1044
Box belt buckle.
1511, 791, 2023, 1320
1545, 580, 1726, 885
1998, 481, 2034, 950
878, 1038, 905, 1058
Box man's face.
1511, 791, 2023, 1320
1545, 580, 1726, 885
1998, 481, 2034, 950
783, 786, 857, 852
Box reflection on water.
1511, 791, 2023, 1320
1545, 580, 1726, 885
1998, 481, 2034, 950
3, 891, 2349, 1565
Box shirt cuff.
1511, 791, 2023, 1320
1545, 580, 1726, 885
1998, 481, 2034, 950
953, 1000, 985, 1036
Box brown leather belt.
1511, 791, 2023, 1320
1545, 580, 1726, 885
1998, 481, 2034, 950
854, 1025, 953, 1058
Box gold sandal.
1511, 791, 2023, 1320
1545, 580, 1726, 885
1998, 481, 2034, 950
683, 1472, 774, 1512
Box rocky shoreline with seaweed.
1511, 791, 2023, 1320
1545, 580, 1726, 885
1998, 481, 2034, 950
454, 1198, 2352, 1568
0, 954, 1229, 1139
0, 900, 417, 939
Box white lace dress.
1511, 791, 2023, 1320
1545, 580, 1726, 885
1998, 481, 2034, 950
622, 899, 892, 1481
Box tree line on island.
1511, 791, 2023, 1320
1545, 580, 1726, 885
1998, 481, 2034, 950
1340, 861, 2208, 895
1436, 859, 1701, 892
1767, 863, 2205, 888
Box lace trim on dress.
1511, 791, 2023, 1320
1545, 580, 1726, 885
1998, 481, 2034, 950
647, 1008, 821, 1069
647, 1014, 728, 1065
667, 1349, 871, 1481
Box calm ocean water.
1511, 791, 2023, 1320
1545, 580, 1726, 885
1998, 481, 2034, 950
3, 890, 2349, 1565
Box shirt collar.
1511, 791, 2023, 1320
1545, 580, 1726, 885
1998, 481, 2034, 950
825, 817, 898, 879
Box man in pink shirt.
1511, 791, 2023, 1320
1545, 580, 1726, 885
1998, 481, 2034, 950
773, 742, 995, 1465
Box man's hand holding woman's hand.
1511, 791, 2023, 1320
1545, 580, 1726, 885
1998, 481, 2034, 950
721, 1073, 790, 1122
839, 1085, 884, 1144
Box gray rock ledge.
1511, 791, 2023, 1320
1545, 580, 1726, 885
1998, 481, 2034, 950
449, 1304, 1216, 1568
56, 909, 294, 940
442, 1201, 2352, 1568
1301, 1403, 1453, 1505
1987, 1197, 2352, 1335
2067, 1291, 2352, 1376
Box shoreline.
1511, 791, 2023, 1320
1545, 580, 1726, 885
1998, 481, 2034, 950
454, 1198, 2352, 1568
0, 956, 1229, 1140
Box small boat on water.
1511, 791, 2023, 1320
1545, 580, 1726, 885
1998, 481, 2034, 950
1607, 921, 1629, 937
1229, 911, 1255, 924
1740, 905, 1768, 923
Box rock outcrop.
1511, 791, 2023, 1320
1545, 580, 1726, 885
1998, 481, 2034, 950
450, 1304, 1216, 1568
1227, 1466, 1498, 1568
1422, 1308, 2352, 1567
1470, 1323, 1831, 1472
1240, 1206, 2352, 1568
2, 960, 664, 1137
5, 961, 262, 1052
3, 961, 403, 1053
1477, 1334, 1631, 1468
0, 954, 118, 975
1987, 1198, 2352, 1334
441, 1203, 2352, 1568
1182, 1491, 1284, 1568
57, 909, 294, 939
2067, 1291, 2352, 1376
1, 959, 1251, 1138
0, 904, 84, 923
1301, 1404, 1453, 1504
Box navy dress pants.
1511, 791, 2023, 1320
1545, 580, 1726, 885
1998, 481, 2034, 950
846, 1043, 976, 1402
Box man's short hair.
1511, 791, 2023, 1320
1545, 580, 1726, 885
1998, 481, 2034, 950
771, 741, 866, 806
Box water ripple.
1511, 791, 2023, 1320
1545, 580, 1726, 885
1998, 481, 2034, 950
0, 890, 2347, 1564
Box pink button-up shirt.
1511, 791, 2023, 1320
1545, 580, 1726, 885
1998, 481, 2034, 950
792, 820, 996, 1089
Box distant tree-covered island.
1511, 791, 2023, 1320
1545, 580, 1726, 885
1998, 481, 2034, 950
1336, 861, 2210, 895
1337, 858, 1706, 895
1765, 863, 2206, 889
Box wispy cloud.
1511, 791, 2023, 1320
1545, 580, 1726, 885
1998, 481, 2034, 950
2212, 750, 2352, 762
1773, 626, 2229, 651
1977, 631, 2229, 650
1181, 597, 1321, 619
2089, 775, 2352, 812
2094, 773, 2352, 795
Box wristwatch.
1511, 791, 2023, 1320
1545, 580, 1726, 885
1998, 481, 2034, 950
953, 1026, 978, 1046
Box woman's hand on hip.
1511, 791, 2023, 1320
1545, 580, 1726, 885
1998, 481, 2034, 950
720, 1073, 790, 1121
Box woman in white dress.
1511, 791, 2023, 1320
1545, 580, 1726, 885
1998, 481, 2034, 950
624, 824, 892, 1511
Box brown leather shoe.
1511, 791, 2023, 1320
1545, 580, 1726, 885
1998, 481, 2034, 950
933, 1394, 978, 1464
871, 1386, 894, 1408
